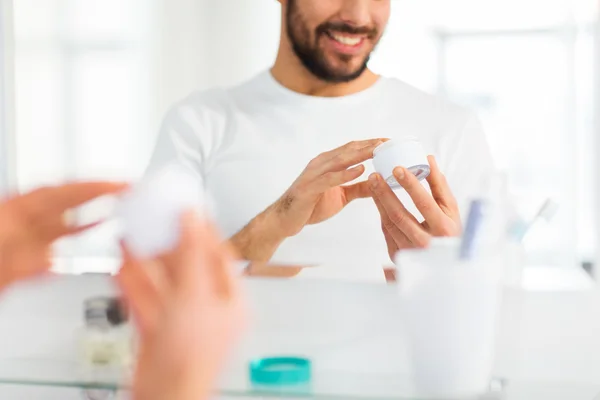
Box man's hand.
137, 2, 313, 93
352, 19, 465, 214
0, 182, 126, 291
369, 155, 461, 261
272, 138, 385, 236
231, 139, 384, 264
117, 211, 246, 400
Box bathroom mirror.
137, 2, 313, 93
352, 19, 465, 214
7, 0, 598, 282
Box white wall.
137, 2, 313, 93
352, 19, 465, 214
152, 0, 280, 124
6, 0, 600, 267
0, 0, 15, 196
594, 0, 600, 277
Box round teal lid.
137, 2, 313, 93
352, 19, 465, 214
249, 356, 311, 386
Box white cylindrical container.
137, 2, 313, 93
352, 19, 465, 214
502, 241, 526, 288
115, 162, 204, 259
395, 241, 503, 399
372, 140, 430, 189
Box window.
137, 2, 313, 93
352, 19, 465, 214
13, 0, 155, 272
438, 28, 595, 267
372, 0, 599, 268
0, 0, 15, 196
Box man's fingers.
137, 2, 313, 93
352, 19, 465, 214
16, 182, 127, 241
426, 155, 459, 215
32, 182, 128, 212
342, 181, 372, 203
116, 242, 163, 338
38, 216, 105, 243
392, 166, 449, 229
195, 218, 238, 300
320, 139, 387, 161
381, 224, 401, 261
66, 220, 103, 235
190, 215, 237, 300
305, 139, 386, 175
1, 245, 53, 285
314, 164, 365, 192
371, 193, 407, 251
169, 210, 235, 300
166, 211, 204, 288
209, 238, 238, 300
244, 262, 304, 278
368, 173, 430, 247
321, 143, 382, 173
51, 219, 104, 239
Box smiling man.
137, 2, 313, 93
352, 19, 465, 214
146, 0, 495, 281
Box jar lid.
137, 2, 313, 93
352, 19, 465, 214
84, 296, 128, 328
249, 356, 312, 386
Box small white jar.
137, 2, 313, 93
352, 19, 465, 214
372, 139, 430, 189
115, 162, 204, 259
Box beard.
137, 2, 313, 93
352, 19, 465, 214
286, 0, 380, 83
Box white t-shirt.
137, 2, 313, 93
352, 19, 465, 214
146, 71, 495, 282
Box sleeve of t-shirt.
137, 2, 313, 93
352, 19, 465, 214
144, 90, 227, 185
145, 93, 253, 273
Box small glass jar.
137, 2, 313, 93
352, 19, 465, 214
79, 296, 134, 369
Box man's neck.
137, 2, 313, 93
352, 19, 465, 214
270, 55, 379, 98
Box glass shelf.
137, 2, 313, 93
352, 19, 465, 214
0, 358, 599, 399
0, 358, 507, 399
0, 357, 524, 399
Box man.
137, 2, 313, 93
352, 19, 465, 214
147, 0, 495, 281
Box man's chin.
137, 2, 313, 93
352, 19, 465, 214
320, 68, 367, 83
319, 58, 369, 82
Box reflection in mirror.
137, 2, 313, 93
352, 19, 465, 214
2, 1, 600, 399
9, 0, 599, 282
